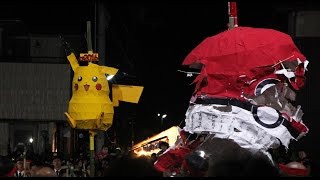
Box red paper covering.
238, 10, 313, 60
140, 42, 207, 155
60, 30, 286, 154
278, 163, 309, 176
183, 27, 307, 99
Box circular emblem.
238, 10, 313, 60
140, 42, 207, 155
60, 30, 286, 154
255, 78, 280, 96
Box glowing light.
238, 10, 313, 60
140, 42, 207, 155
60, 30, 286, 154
106, 75, 114, 80
29, 138, 34, 143
132, 126, 180, 157
199, 150, 205, 158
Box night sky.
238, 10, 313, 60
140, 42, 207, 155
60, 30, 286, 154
1, 0, 320, 167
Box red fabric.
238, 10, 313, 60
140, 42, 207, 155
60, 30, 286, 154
289, 62, 307, 90
183, 27, 306, 67
282, 113, 309, 134
178, 129, 190, 146
6, 167, 17, 177
95, 151, 109, 161
278, 163, 309, 176
290, 119, 309, 133
154, 148, 191, 173
154, 132, 206, 175
183, 27, 307, 99
6, 160, 32, 177
229, 2, 237, 17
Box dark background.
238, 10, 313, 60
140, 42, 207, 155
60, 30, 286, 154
1, 0, 319, 173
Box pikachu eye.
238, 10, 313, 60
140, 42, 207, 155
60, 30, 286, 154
92, 76, 98, 82
78, 76, 82, 81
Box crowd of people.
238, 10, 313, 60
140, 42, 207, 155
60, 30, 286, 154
0, 144, 138, 177
0, 140, 314, 177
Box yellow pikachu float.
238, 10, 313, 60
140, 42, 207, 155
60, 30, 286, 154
62, 41, 144, 131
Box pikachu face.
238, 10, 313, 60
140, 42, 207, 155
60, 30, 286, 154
72, 63, 110, 97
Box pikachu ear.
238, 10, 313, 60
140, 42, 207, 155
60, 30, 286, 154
67, 52, 79, 72
100, 66, 119, 75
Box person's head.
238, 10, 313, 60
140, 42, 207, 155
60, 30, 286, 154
100, 145, 109, 154
151, 153, 157, 162
159, 141, 169, 151
16, 159, 24, 171
52, 157, 62, 169
76, 159, 83, 167
298, 151, 307, 160
30, 159, 45, 177
115, 147, 121, 154
34, 167, 57, 177
30, 165, 42, 177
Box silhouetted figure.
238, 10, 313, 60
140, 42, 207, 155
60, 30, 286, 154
0, 155, 14, 177
157, 141, 169, 157
52, 154, 66, 177
13, 159, 25, 177
195, 138, 281, 176
104, 155, 162, 176
150, 153, 157, 164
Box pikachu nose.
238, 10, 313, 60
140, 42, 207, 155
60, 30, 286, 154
84, 84, 90, 91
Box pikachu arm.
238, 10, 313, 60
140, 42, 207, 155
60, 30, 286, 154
66, 52, 80, 72
65, 112, 76, 128
112, 85, 144, 106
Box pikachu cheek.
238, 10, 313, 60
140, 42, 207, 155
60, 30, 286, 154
74, 83, 79, 91
96, 83, 102, 91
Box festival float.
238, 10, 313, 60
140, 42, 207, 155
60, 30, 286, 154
154, 2, 310, 176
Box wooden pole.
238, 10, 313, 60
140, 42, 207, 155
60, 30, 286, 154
89, 130, 96, 177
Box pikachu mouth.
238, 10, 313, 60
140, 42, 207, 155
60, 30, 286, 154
84, 84, 90, 91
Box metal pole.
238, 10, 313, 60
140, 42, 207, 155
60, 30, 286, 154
86, 21, 93, 54
228, 2, 238, 29
89, 130, 96, 177
97, 0, 107, 66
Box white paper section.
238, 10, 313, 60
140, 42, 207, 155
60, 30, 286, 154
184, 104, 293, 152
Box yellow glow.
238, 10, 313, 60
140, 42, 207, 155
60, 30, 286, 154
135, 149, 161, 157
132, 126, 180, 157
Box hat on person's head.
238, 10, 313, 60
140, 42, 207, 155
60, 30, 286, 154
15, 157, 24, 164
52, 152, 63, 161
